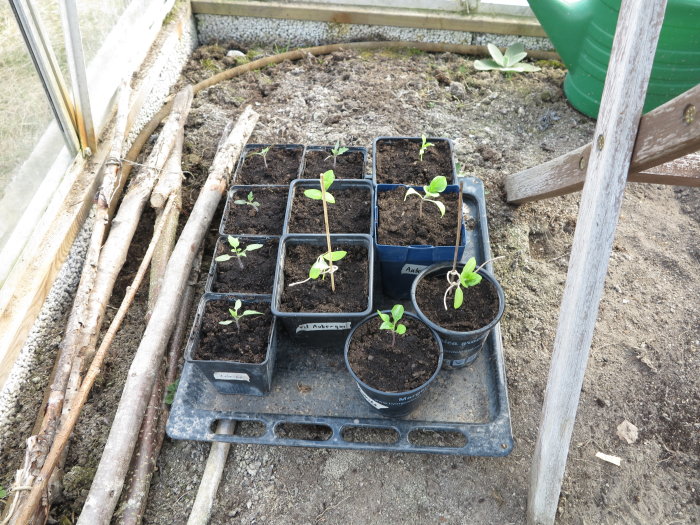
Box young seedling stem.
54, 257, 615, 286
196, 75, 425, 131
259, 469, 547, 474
215, 236, 263, 270
250, 146, 271, 168
218, 299, 263, 333
325, 141, 349, 169
404, 175, 447, 218
288, 250, 347, 287
377, 304, 407, 347
419, 134, 434, 161
233, 190, 260, 212
444, 255, 505, 310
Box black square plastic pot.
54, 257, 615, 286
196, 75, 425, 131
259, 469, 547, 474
374, 184, 467, 300
282, 179, 375, 235
411, 262, 505, 369
271, 234, 374, 345
185, 294, 278, 396
205, 235, 280, 296
372, 136, 457, 185
233, 143, 304, 185
344, 311, 444, 417
300, 145, 368, 179
220, 185, 289, 237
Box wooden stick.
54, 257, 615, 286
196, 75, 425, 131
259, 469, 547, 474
119, 249, 202, 525
527, 2, 667, 524
451, 181, 464, 273
77, 106, 259, 525
505, 83, 700, 204
319, 172, 335, 292
12, 195, 177, 525
186, 420, 237, 525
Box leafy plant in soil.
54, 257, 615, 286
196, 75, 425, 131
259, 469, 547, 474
249, 145, 271, 167
219, 299, 262, 332
326, 141, 348, 168
303, 170, 335, 203
474, 43, 541, 74
419, 134, 434, 161
404, 175, 447, 217
444, 256, 483, 309
234, 190, 260, 211
215, 236, 263, 269
288, 250, 347, 287
377, 304, 407, 346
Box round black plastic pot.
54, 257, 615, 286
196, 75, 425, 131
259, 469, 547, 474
344, 312, 444, 417
411, 262, 505, 369
271, 234, 374, 346
282, 178, 375, 235
185, 294, 278, 396
374, 184, 466, 299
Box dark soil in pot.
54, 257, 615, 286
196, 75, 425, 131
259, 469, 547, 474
287, 187, 371, 234
236, 145, 303, 184
302, 149, 365, 179
222, 186, 288, 235
193, 300, 272, 363
210, 237, 278, 295
347, 316, 440, 392
375, 139, 453, 185
415, 271, 500, 331
377, 187, 459, 246
278, 244, 369, 313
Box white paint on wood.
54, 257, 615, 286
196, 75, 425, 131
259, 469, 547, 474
527, 2, 668, 525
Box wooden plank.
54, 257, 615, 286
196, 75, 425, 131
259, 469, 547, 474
191, 0, 546, 37
632, 152, 700, 185
527, 2, 667, 525
505, 83, 700, 204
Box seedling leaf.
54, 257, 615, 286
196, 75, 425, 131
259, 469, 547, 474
454, 286, 464, 309
487, 43, 504, 65
229, 237, 240, 249
379, 321, 393, 330
304, 188, 335, 203
219, 319, 234, 325
391, 304, 404, 321
426, 175, 447, 194
241, 309, 263, 317
323, 250, 347, 262
396, 324, 406, 335
246, 244, 264, 251
474, 58, 501, 71
504, 42, 525, 66
377, 311, 391, 323
215, 254, 232, 262
309, 266, 321, 279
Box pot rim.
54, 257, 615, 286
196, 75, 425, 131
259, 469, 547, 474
411, 261, 505, 337
344, 311, 444, 397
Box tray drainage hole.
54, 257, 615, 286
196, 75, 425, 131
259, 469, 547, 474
408, 429, 467, 448
275, 423, 332, 442
210, 419, 266, 438
341, 426, 399, 445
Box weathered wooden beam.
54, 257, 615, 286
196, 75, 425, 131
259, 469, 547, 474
191, 0, 546, 37
505, 83, 700, 204
527, 2, 667, 525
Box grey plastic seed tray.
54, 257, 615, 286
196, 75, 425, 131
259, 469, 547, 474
167, 177, 513, 456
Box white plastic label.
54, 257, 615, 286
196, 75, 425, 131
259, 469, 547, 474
213, 372, 250, 382
296, 322, 351, 333
357, 384, 388, 409
401, 264, 428, 275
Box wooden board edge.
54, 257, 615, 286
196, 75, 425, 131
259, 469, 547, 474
191, 0, 547, 37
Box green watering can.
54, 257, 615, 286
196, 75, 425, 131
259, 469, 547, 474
528, 0, 700, 118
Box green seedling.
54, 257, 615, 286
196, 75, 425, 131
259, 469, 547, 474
304, 170, 335, 204
404, 175, 447, 218
444, 256, 483, 310
215, 236, 263, 269
250, 146, 271, 168
325, 141, 349, 168
474, 43, 541, 74
419, 134, 434, 161
219, 299, 263, 332
377, 304, 407, 347
289, 250, 347, 287
234, 190, 260, 211
164, 379, 179, 405
0, 485, 7, 499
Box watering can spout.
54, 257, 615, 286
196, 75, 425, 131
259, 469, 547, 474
527, 0, 592, 69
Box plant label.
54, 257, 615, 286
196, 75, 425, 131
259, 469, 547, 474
357, 384, 388, 409
213, 372, 251, 382
401, 264, 428, 275
296, 322, 351, 333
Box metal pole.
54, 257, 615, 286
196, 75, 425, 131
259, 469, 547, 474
8, 0, 80, 157
59, 0, 97, 156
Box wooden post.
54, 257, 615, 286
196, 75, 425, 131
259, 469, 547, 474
527, 1, 668, 524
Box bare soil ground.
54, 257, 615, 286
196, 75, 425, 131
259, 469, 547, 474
2, 43, 698, 525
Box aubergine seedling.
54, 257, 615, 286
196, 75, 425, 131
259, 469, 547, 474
325, 141, 349, 168
304, 170, 335, 204
219, 299, 263, 332
215, 236, 263, 269
288, 250, 347, 288
444, 256, 483, 310
377, 304, 407, 347
234, 190, 260, 212
404, 175, 447, 218
419, 134, 434, 161
250, 146, 271, 168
